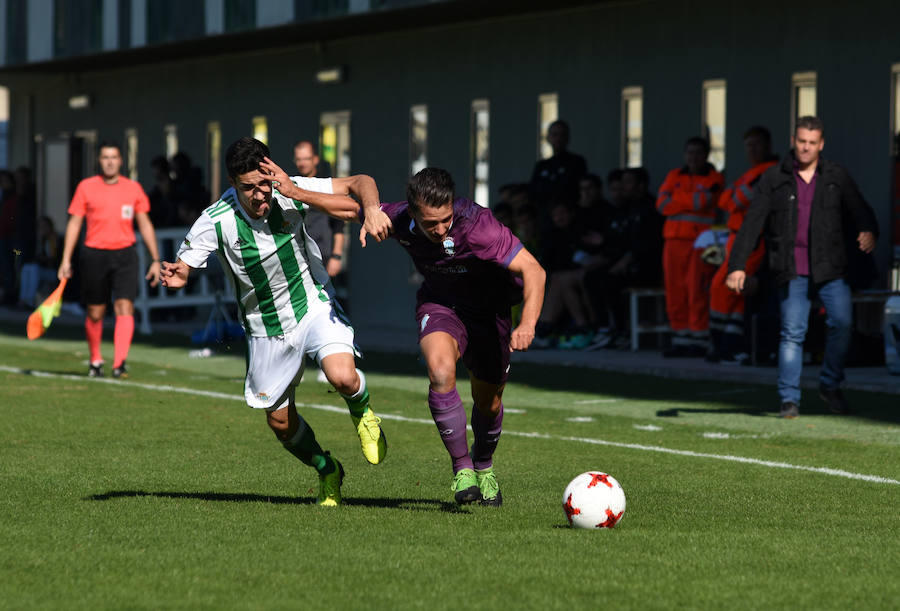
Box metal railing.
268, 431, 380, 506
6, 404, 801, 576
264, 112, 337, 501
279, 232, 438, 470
134, 227, 232, 335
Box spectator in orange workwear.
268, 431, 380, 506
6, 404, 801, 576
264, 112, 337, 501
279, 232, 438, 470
656, 137, 724, 357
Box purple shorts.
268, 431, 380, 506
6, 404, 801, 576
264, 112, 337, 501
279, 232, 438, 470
415, 302, 512, 385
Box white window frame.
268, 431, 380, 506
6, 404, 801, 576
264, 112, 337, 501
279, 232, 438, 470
621, 86, 643, 168
702, 79, 727, 172
537, 93, 558, 160
791, 71, 817, 134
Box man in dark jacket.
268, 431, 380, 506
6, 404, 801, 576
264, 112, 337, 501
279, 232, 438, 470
726, 116, 878, 419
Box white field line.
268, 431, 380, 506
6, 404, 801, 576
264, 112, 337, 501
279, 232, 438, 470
2, 365, 898, 486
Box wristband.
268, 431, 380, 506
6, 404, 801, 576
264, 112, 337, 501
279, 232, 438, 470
330, 254, 342, 261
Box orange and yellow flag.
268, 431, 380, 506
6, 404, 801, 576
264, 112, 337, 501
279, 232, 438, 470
26, 278, 67, 340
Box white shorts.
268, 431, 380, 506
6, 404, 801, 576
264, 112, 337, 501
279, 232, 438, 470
244, 305, 358, 410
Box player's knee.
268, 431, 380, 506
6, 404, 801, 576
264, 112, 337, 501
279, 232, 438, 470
427, 363, 456, 392
327, 367, 359, 395
266, 408, 291, 439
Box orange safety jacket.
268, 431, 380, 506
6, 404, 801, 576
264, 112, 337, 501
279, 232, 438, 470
656, 164, 724, 240
718, 158, 778, 232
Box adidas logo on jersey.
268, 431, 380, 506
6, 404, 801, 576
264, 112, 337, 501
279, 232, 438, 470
234, 237, 247, 249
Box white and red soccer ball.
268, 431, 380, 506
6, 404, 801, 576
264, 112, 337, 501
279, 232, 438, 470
562, 471, 626, 529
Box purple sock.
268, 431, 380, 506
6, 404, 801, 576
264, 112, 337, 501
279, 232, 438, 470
471, 402, 503, 471
428, 388, 473, 473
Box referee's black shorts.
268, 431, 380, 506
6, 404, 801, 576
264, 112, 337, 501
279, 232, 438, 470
80, 245, 139, 305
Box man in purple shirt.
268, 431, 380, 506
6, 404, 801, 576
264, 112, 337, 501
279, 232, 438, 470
368, 168, 546, 505
726, 116, 878, 419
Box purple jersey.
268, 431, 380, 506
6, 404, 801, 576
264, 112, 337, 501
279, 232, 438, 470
378, 198, 524, 316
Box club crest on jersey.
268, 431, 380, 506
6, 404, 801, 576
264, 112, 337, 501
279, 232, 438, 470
442, 237, 455, 256
281, 219, 293, 232
256, 392, 269, 401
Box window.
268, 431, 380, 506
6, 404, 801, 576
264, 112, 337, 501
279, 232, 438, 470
164, 124, 178, 159
320, 111, 351, 177
252, 116, 268, 146
791, 71, 817, 132
54, 0, 103, 57
471, 99, 490, 207
702, 80, 726, 171
207, 121, 222, 197
0, 87, 8, 169
5, 0, 28, 64
124, 128, 138, 180
891, 64, 900, 156
410, 104, 428, 176
621, 86, 643, 168
538, 93, 558, 160
225, 0, 256, 33
74, 130, 98, 178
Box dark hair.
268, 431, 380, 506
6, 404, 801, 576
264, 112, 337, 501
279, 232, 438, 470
548, 119, 570, 134
607, 168, 624, 184
225, 137, 270, 180
795, 116, 825, 137
623, 166, 650, 186
581, 173, 603, 189
407, 167, 455, 212
743, 125, 772, 145
98, 141, 122, 155
684, 136, 710, 155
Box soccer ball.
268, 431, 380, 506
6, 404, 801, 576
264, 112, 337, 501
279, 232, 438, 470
562, 471, 626, 529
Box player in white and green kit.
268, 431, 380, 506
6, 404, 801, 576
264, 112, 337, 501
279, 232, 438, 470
161, 137, 392, 506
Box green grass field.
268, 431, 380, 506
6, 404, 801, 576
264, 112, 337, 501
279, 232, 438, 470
1, 323, 898, 610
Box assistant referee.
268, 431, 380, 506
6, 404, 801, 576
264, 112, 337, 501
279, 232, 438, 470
58, 141, 161, 378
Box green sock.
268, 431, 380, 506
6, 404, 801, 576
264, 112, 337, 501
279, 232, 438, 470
282, 416, 331, 473
342, 368, 370, 418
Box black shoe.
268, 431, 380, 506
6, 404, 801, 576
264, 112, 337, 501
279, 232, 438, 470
819, 385, 852, 415
112, 361, 128, 379
779, 402, 799, 419
88, 362, 104, 378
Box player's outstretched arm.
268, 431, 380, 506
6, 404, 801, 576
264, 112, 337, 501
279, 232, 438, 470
332, 174, 392, 245
160, 259, 192, 290
258, 157, 360, 220
508, 248, 546, 351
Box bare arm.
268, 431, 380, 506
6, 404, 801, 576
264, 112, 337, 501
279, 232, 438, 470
135, 211, 161, 287
258, 157, 360, 220
507, 247, 546, 351
332, 174, 392, 245
327, 229, 346, 277
58, 215, 84, 280
160, 259, 192, 290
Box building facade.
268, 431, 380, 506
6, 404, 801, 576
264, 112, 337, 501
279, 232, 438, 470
1, 0, 899, 334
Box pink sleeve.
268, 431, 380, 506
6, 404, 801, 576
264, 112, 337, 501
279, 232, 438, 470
68, 181, 87, 216
134, 183, 151, 214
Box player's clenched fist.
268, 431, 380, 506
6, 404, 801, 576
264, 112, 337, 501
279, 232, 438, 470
510, 325, 536, 351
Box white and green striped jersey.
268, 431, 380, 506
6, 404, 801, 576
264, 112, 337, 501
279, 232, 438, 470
177, 176, 339, 338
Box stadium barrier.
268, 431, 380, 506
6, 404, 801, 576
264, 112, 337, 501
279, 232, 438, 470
134, 228, 233, 335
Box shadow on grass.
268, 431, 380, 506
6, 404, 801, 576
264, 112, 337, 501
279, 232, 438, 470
84, 489, 465, 512
4, 314, 898, 427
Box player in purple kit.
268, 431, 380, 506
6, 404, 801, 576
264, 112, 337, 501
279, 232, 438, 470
367, 168, 546, 505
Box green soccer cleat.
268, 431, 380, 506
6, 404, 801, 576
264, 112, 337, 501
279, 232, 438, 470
351, 409, 387, 465
317, 454, 345, 507
452, 468, 482, 505
475, 467, 503, 507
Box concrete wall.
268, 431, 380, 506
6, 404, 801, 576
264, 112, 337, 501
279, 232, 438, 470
1, 0, 899, 334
